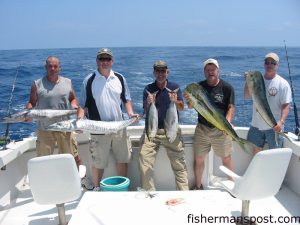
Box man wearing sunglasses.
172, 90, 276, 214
244, 52, 291, 154
139, 60, 189, 191
78, 48, 138, 191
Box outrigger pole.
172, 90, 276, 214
284, 40, 300, 137
0, 65, 20, 152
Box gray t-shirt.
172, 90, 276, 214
35, 76, 72, 130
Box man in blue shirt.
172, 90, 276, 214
139, 60, 189, 191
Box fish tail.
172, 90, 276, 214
236, 137, 255, 155
279, 132, 293, 143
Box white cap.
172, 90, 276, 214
203, 58, 219, 69
265, 52, 279, 63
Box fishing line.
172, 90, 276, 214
0, 65, 20, 150
284, 40, 300, 136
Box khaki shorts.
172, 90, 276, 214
193, 123, 233, 158
89, 129, 132, 169
139, 128, 189, 191
36, 130, 78, 156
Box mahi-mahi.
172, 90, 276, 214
185, 83, 254, 153
246, 70, 291, 142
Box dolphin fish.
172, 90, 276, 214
246, 70, 292, 143
185, 83, 254, 154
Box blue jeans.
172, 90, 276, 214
247, 126, 283, 149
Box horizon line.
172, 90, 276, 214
1, 45, 300, 51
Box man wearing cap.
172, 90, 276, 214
244, 52, 291, 154
139, 60, 189, 191
78, 48, 138, 191
185, 58, 235, 190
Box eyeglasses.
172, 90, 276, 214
154, 68, 167, 73
264, 61, 277, 65
97, 57, 112, 62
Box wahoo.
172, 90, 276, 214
145, 91, 158, 141
46, 117, 138, 134
164, 88, 179, 143
2, 109, 77, 123
185, 83, 254, 153
246, 71, 292, 142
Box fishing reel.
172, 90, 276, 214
0, 136, 10, 150
0, 136, 10, 170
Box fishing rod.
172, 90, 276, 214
284, 40, 300, 137
0, 65, 20, 151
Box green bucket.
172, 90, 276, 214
100, 176, 130, 191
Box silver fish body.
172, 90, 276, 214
164, 88, 180, 143
46, 117, 137, 134
185, 83, 253, 153
2, 109, 77, 123
146, 102, 158, 141
164, 101, 178, 143
246, 71, 277, 127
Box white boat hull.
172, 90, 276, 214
1, 125, 300, 225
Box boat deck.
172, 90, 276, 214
1, 183, 299, 225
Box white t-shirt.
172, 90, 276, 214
251, 74, 291, 130
80, 70, 131, 121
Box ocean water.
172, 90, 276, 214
0, 47, 299, 141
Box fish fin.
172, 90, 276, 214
275, 132, 279, 146
146, 90, 159, 97
236, 138, 255, 155
152, 91, 159, 97
166, 87, 179, 93
165, 87, 172, 93
279, 131, 293, 143
255, 107, 276, 128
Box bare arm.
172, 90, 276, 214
26, 82, 38, 109
169, 92, 184, 111
69, 84, 79, 109
244, 72, 251, 99
226, 104, 235, 123
273, 103, 290, 132
183, 92, 193, 109
125, 100, 139, 118
281, 103, 290, 123
77, 107, 86, 119
244, 83, 251, 99
175, 100, 184, 111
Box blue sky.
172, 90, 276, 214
0, 0, 299, 50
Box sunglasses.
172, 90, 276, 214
154, 68, 167, 73
264, 61, 277, 65
97, 57, 112, 62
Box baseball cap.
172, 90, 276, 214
97, 48, 113, 58
203, 58, 219, 69
153, 60, 168, 69
265, 52, 279, 63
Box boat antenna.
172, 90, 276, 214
0, 65, 20, 151
284, 40, 300, 137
